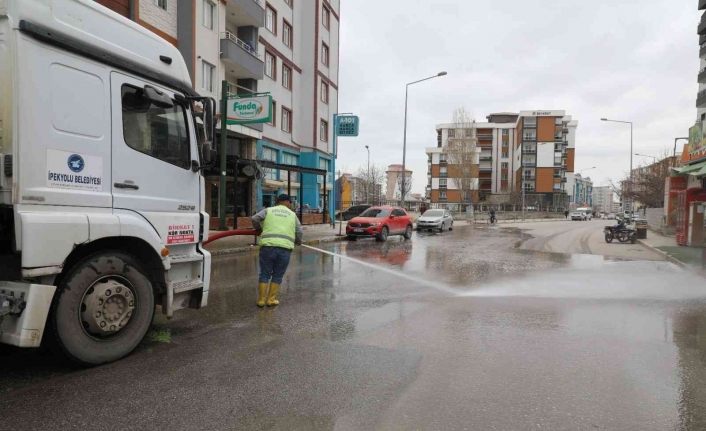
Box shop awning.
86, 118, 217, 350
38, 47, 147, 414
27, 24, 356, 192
673, 160, 706, 176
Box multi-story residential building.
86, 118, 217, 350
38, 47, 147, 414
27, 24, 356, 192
427, 110, 577, 209
93, 0, 339, 225
569, 174, 593, 208
386, 164, 412, 201
698, 0, 706, 121
256, 0, 339, 211
592, 186, 614, 214
515, 111, 577, 208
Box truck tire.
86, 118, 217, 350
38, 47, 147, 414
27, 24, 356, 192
50, 252, 155, 366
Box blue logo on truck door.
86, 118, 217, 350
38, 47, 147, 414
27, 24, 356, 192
67, 154, 85, 173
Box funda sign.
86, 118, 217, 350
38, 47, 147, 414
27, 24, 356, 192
227, 94, 272, 124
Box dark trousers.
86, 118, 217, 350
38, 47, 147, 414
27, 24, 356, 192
259, 246, 292, 284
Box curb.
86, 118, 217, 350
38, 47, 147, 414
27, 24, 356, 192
207, 235, 346, 257
637, 239, 688, 268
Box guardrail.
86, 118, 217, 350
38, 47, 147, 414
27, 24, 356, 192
222, 31, 262, 60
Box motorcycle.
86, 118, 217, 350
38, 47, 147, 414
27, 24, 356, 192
604, 223, 636, 244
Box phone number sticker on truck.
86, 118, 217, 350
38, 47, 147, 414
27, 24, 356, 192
167, 224, 195, 244
46, 149, 103, 192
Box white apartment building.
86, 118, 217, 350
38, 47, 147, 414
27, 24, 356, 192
592, 186, 614, 214
95, 0, 340, 223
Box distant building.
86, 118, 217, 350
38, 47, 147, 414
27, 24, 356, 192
427, 110, 578, 210
386, 164, 412, 201
568, 174, 593, 208
592, 186, 614, 214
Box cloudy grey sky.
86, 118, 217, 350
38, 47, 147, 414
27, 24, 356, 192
336, 0, 700, 194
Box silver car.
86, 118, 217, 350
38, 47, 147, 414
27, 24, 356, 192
416, 209, 454, 232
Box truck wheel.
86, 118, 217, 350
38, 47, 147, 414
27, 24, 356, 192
50, 252, 155, 366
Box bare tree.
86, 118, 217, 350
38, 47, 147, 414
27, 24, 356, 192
355, 165, 385, 205
395, 173, 413, 203
446, 107, 478, 211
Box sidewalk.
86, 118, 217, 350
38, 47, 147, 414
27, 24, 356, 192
205, 223, 346, 256
639, 229, 704, 270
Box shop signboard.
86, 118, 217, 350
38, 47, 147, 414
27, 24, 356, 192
226, 94, 272, 125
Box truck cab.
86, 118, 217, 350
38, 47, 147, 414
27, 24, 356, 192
0, 0, 216, 365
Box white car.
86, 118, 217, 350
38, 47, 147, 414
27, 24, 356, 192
416, 209, 454, 232
570, 211, 590, 221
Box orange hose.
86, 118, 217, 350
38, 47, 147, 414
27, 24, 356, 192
202, 229, 258, 245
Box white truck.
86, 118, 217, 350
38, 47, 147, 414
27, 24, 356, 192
0, 0, 216, 365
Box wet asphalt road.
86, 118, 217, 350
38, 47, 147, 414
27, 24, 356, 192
2, 221, 706, 430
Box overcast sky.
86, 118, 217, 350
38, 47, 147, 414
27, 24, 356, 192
336, 0, 700, 195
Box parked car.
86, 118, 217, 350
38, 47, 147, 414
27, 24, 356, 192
416, 209, 454, 232
336, 204, 372, 221
346, 206, 413, 242
606, 213, 616, 220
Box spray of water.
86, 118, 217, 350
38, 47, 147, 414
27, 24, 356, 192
302, 244, 460, 295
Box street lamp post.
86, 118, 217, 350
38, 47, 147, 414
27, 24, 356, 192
365, 145, 370, 203
601, 118, 633, 211
401, 71, 447, 206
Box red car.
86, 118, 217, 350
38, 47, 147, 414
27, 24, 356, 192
346, 206, 413, 242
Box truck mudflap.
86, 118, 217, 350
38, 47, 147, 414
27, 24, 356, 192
0, 282, 56, 347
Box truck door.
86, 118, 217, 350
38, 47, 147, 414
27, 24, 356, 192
110, 72, 200, 246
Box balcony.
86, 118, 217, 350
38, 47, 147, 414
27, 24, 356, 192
523, 175, 536, 181
696, 89, 706, 107
227, 0, 265, 28
522, 149, 537, 154
699, 68, 706, 84
523, 135, 537, 141
477, 133, 493, 140
220, 31, 264, 80
701, 44, 706, 58
699, 11, 706, 35
480, 155, 492, 161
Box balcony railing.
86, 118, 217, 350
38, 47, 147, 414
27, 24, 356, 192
699, 68, 706, 84
222, 31, 262, 60
523, 135, 537, 141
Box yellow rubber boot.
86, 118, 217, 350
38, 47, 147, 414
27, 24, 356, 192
266, 283, 280, 306
257, 282, 269, 307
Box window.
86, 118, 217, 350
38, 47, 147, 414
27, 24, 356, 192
439, 153, 447, 162
265, 5, 277, 35
392, 209, 406, 217
501, 162, 509, 170
283, 21, 293, 48
269, 100, 277, 127
121, 85, 189, 170
439, 179, 447, 187
448, 129, 455, 138
203, 0, 215, 30
320, 81, 329, 104
439, 191, 447, 199
502, 151, 509, 158
201, 60, 215, 92
523, 129, 536, 140
266, 5, 277, 34
265, 51, 276, 79
262, 147, 278, 180
281, 153, 299, 182
322, 6, 330, 29
281, 107, 292, 133
282, 64, 292, 89
321, 42, 329, 66
502, 129, 509, 136
320, 119, 329, 142
440, 166, 447, 177
154, 0, 167, 10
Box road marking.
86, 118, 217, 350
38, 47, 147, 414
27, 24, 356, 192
301, 244, 459, 295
